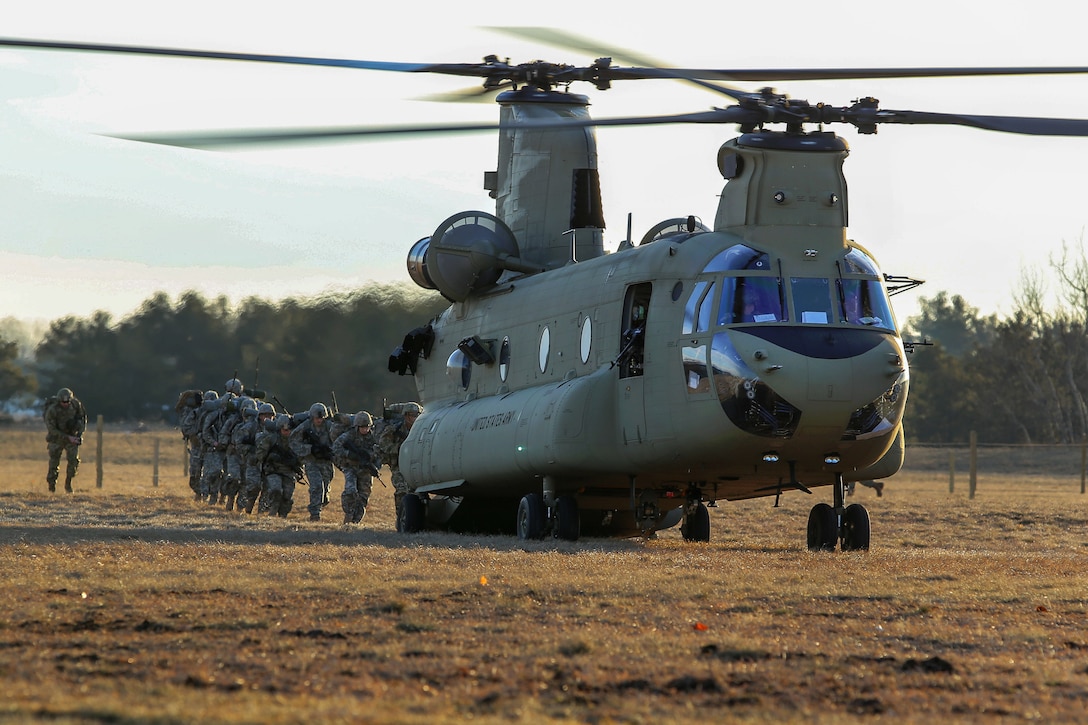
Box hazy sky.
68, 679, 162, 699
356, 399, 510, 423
3, 0, 1088, 325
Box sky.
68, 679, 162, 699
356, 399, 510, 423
3, 0, 1088, 326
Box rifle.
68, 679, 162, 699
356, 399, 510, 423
342, 439, 383, 483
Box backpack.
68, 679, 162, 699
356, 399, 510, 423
175, 389, 203, 416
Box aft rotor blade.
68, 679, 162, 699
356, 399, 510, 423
108, 109, 750, 149
0, 36, 493, 77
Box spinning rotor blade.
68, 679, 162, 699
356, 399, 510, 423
112, 101, 1088, 150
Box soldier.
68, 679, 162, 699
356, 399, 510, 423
289, 403, 336, 522
223, 398, 258, 511
235, 401, 276, 514
256, 413, 302, 518
187, 391, 219, 501
379, 401, 422, 529
218, 380, 250, 511
175, 389, 204, 496
44, 387, 87, 493
333, 410, 381, 525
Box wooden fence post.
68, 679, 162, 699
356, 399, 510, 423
95, 415, 104, 489
153, 437, 160, 488
1081, 442, 1086, 495
968, 431, 977, 499
949, 450, 955, 494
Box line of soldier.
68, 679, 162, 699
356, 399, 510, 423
177, 378, 420, 525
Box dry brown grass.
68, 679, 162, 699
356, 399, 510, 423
2, 426, 1088, 723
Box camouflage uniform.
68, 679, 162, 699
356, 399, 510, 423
176, 390, 204, 496
289, 403, 335, 522
199, 394, 235, 504
332, 411, 380, 524
256, 415, 302, 517
219, 397, 252, 511
378, 402, 422, 528
235, 403, 276, 514
45, 388, 87, 493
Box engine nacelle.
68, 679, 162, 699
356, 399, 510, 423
406, 210, 541, 302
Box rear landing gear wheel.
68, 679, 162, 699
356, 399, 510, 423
401, 493, 426, 533
681, 503, 711, 542
807, 502, 838, 551
841, 503, 871, 551
553, 495, 580, 541
517, 493, 546, 540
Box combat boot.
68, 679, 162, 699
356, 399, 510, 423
224, 494, 236, 512
352, 507, 366, 524
343, 511, 353, 525
309, 512, 321, 522
47, 479, 56, 493
64, 476, 73, 493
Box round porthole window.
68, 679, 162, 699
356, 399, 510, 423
447, 349, 471, 389
499, 337, 511, 382
538, 326, 550, 373
579, 317, 592, 364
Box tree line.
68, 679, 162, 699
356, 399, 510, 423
1, 285, 447, 424
4, 246, 1088, 445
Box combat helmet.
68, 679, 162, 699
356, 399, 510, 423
309, 402, 329, 419
203, 390, 219, 402
354, 411, 374, 428
257, 402, 275, 417
274, 413, 293, 431
224, 378, 244, 396
240, 398, 259, 416
402, 402, 423, 417
56, 387, 73, 402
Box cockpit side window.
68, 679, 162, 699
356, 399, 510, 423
837, 278, 895, 330
843, 247, 881, 275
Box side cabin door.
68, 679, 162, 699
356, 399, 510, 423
617, 283, 652, 446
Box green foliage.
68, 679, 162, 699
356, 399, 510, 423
32, 285, 447, 422
0, 335, 35, 401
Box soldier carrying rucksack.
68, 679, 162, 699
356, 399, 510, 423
44, 387, 87, 493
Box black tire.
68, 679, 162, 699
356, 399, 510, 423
401, 493, 426, 533
807, 502, 838, 551
680, 503, 711, 542
841, 503, 871, 551
517, 493, 546, 540
553, 495, 580, 541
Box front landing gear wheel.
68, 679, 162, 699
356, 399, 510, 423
841, 503, 871, 551
517, 493, 546, 540
681, 503, 711, 542
553, 495, 580, 541
807, 502, 838, 551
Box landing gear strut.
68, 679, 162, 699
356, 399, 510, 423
806, 474, 870, 551
516, 477, 581, 541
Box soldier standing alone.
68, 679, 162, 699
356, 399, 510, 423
44, 387, 87, 493
378, 402, 422, 530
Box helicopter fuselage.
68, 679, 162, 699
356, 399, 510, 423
393, 96, 908, 536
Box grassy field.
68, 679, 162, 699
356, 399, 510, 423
2, 426, 1088, 723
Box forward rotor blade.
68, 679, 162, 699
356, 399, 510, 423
876, 110, 1088, 136
7, 36, 1087, 86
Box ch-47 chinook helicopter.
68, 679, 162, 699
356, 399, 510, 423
4, 32, 1088, 549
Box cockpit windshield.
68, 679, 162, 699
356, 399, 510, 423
718, 276, 785, 324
